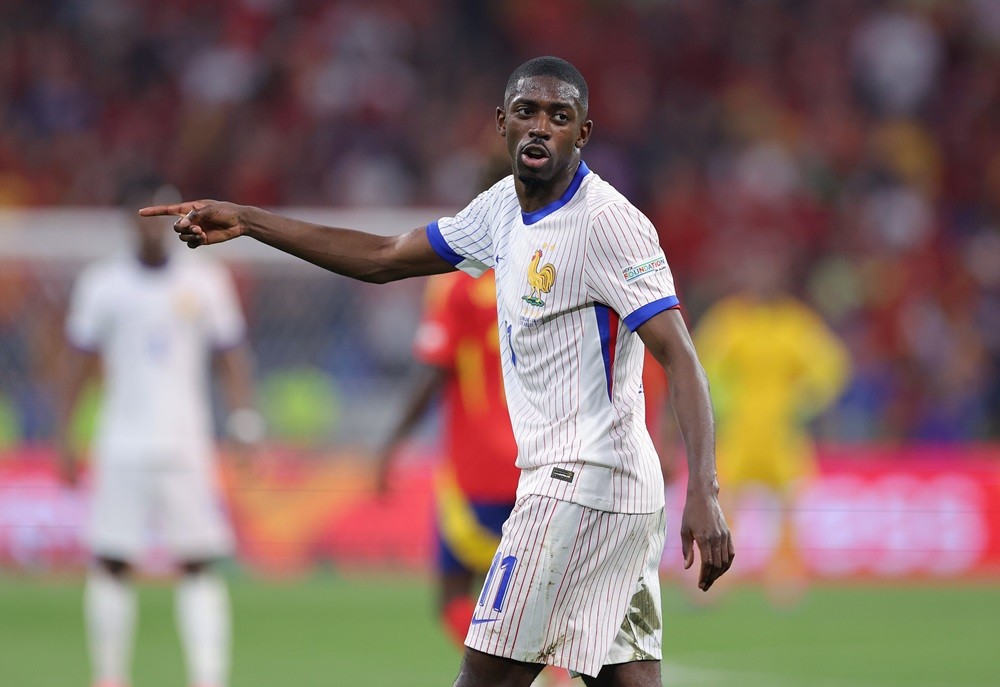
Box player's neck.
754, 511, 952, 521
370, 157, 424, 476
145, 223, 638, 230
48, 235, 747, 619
515, 159, 581, 214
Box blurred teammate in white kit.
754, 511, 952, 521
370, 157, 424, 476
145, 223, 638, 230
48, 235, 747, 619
56, 178, 262, 687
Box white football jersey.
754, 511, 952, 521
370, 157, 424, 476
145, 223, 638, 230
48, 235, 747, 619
428, 161, 678, 513
66, 251, 246, 464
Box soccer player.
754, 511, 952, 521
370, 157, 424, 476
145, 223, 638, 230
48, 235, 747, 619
57, 179, 262, 687
694, 244, 849, 604
143, 56, 733, 687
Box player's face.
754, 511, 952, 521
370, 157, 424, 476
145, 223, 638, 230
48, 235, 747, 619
497, 76, 592, 187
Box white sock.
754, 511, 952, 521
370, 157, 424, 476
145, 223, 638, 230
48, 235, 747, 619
85, 567, 137, 687
175, 572, 231, 687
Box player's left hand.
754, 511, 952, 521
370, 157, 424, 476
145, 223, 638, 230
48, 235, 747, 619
680, 491, 734, 591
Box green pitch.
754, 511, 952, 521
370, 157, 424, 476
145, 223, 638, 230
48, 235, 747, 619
0, 572, 997, 686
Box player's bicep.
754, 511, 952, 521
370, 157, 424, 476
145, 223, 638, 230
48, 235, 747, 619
637, 308, 699, 374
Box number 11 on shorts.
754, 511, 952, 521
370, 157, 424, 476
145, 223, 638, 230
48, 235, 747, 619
473, 553, 517, 623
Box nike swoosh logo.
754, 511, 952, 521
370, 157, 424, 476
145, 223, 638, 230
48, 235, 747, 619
470, 616, 500, 625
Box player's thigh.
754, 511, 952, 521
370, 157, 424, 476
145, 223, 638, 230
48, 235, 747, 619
156, 461, 233, 560
581, 659, 661, 687
453, 647, 543, 687
87, 462, 149, 560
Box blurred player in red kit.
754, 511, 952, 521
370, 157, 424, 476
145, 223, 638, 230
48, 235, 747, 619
375, 270, 520, 646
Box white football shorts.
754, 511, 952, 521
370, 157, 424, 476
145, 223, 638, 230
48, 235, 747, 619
465, 494, 665, 679
86, 457, 234, 562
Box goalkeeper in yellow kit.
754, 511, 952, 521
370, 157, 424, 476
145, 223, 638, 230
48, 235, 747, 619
694, 251, 849, 603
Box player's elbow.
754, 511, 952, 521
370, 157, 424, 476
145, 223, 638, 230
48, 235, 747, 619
358, 269, 394, 284
358, 232, 430, 284
666, 349, 709, 388
359, 262, 415, 284
353, 239, 407, 284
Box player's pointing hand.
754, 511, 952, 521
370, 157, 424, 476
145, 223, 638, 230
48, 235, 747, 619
139, 200, 245, 249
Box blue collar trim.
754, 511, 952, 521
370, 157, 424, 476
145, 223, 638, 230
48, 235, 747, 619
521, 160, 591, 226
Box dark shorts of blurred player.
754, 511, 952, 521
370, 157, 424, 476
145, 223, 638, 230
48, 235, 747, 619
433, 467, 515, 644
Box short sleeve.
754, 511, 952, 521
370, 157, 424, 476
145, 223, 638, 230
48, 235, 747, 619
426, 180, 513, 278
200, 262, 247, 349
585, 202, 679, 332
412, 273, 462, 369
65, 266, 107, 352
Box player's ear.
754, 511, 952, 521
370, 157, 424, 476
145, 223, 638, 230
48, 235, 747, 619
496, 107, 506, 137
575, 119, 592, 149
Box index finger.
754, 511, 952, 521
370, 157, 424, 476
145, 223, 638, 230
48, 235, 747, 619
138, 202, 199, 218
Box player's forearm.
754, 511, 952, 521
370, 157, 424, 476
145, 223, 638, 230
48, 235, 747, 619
216, 344, 257, 411
639, 312, 720, 496
666, 357, 719, 496
54, 350, 97, 451
240, 206, 439, 283
378, 365, 444, 455
215, 345, 267, 445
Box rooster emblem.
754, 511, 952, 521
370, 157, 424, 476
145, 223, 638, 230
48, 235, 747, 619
522, 249, 556, 307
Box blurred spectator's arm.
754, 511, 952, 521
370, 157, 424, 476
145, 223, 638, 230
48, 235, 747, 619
54, 346, 100, 486
374, 364, 447, 494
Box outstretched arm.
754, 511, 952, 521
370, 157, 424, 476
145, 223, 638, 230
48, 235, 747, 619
139, 201, 455, 284
638, 308, 734, 591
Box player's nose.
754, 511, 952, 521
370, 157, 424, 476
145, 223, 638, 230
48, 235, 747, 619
528, 117, 551, 139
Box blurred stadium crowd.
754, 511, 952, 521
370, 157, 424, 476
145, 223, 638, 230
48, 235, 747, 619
1, 0, 999, 442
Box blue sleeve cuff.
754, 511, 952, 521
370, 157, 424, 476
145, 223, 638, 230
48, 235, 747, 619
426, 221, 464, 268
622, 296, 680, 332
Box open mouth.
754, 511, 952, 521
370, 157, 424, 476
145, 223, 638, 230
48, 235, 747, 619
520, 144, 550, 170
